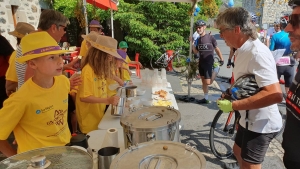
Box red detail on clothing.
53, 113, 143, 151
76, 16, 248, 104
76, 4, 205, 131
286, 99, 300, 114
166, 50, 174, 71
0, 56, 9, 77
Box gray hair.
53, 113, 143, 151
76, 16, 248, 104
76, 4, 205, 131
38, 9, 70, 31
216, 7, 257, 40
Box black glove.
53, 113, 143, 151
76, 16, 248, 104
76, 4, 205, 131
227, 59, 232, 67
219, 60, 224, 66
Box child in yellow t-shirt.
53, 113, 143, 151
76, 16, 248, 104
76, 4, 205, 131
118, 41, 143, 81
76, 35, 125, 134
0, 32, 71, 157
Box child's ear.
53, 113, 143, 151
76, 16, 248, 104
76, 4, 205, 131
27, 60, 37, 69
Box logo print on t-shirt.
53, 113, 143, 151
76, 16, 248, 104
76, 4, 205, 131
47, 109, 67, 126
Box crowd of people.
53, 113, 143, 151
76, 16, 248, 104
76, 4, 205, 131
0, 9, 142, 157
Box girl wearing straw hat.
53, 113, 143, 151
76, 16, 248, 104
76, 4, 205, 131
0, 32, 71, 157
76, 35, 125, 134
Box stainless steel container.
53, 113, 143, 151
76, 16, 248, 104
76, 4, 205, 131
110, 141, 206, 169
111, 87, 126, 116
0, 146, 93, 169
120, 106, 181, 148
125, 85, 137, 97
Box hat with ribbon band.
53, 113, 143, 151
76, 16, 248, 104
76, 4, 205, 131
8, 22, 35, 38
18, 31, 69, 63
81, 31, 99, 43
89, 20, 104, 29
91, 35, 126, 63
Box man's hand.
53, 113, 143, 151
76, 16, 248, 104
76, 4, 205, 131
217, 99, 233, 113
108, 95, 120, 105
64, 58, 79, 71
227, 59, 232, 68
219, 60, 224, 66
70, 76, 82, 90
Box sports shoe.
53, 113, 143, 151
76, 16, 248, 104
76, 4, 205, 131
196, 98, 211, 104
222, 162, 240, 169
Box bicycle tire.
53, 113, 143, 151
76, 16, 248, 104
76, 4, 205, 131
209, 110, 237, 159
172, 55, 188, 73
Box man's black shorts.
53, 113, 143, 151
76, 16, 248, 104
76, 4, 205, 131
235, 124, 278, 164
199, 63, 213, 79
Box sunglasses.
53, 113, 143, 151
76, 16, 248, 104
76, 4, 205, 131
57, 25, 67, 31
288, 14, 300, 27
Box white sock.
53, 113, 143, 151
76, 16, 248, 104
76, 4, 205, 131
204, 93, 208, 100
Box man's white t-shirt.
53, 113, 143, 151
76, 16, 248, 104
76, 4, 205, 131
234, 39, 282, 133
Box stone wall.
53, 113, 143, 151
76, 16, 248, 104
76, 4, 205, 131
0, 0, 43, 48
242, 0, 292, 26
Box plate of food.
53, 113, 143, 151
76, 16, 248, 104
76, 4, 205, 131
153, 89, 168, 99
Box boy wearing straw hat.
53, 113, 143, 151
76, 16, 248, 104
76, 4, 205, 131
79, 20, 104, 57
6, 22, 35, 96
0, 32, 71, 157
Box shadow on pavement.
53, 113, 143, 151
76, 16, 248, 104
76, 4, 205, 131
174, 94, 220, 111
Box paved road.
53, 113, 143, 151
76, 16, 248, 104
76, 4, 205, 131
166, 30, 286, 168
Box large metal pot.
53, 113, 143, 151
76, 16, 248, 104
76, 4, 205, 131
120, 106, 181, 148
0, 146, 93, 169
110, 141, 206, 169
125, 85, 137, 97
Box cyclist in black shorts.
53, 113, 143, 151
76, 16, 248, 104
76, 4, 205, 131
192, 20, 224, 104
269, 16, 295, 94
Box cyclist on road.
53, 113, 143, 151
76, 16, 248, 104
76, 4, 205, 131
216, 7, 283, 169
282, 1, 300, 168
192, 20, 224, 104
269, 16, 295, 94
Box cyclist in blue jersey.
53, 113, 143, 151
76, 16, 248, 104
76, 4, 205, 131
269, 16, 295, 94
192, 20, 224, 104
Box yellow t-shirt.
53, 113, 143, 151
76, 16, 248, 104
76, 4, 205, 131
122, 56, 132, 81
79, 39, 88, 57
76, 64, 107, 134
5, 51, 18, 82
0, 75, 71, 154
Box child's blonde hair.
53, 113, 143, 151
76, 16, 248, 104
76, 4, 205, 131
82, 47, 115, 79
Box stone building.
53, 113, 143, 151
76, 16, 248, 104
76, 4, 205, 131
242, 0, 292, 27
0, 0, 51, 48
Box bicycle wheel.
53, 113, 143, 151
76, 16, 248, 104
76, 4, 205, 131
172, 55, 188, 73
150, 55, 165, 70
209, 110, 239, 159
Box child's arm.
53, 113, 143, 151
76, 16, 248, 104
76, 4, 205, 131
129, 61, 143, 68
0, 140, 17, 157
121, 66, 132, 76
112, 75, 124, 86
80, 95, 120, 105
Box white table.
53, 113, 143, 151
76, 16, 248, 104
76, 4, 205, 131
98, 78, 179, 130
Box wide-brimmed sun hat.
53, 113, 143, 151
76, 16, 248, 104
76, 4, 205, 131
8, 22, 35, 38
89, 20, 104, 29
81, 31, 99, 43
91, 35, 125, 62
18, 31, 69, 63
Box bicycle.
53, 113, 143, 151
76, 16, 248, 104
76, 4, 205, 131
209, 93, 286, 159
150, 47, 188, 73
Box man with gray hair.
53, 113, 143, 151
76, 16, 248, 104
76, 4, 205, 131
282, 1, 300, 168
215, 7, 283, 169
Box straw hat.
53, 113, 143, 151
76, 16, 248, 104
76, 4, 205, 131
8, 22, 35, 38
17, 31, 69, 63
81, 31, 99, 43
91, 35, 125, 61
89, 20, 104, 29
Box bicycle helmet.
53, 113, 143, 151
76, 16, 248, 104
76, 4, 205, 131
195, 20, 206, 27
249, 12, 258, 23
274, 19, 280, 25
288, 0, 300, 8
229, 74, 260, 100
